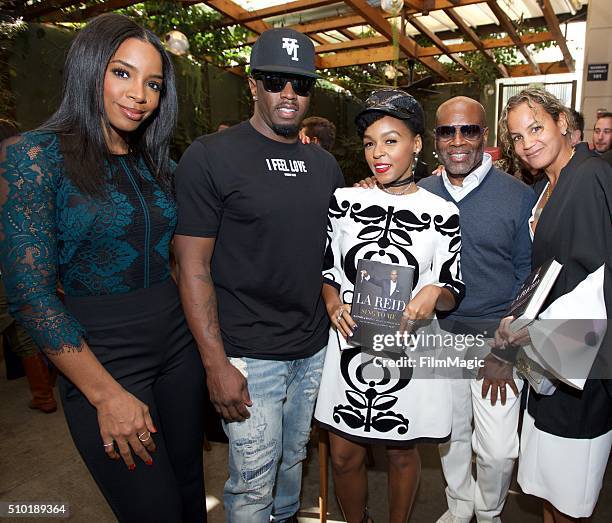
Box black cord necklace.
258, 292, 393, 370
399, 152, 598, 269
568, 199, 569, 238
385, 174, 415, 188
380, 175, 415, 196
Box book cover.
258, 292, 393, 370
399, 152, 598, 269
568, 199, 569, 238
350, 259, 415, 349
508, 258, 563, 331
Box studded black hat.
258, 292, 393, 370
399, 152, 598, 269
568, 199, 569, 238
356, 88, 425, 135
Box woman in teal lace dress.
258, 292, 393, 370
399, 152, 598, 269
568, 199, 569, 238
0, 15, 205, 522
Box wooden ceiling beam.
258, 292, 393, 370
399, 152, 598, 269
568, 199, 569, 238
537, 0, 574, 72
231, 0, 484, 32
507, 61, 569, 77
310, 34, 330, 45
229, 0, 340, 25
204, 0, 269, 34
443, 7, 508, 77
421, 8, 585, 43
314, 30, 554, 55
418, 0, 483, 8
338, 28, 357, 39
486, 0, 540, 74
407, 15, 473, 74
41, 0, 141, 22
343, 0, 449, 79
317, 30, 556, 67
319, 45, 398, 68
243, 9, 580, 47
315, 35, 389, 53
403, 1, 424, 10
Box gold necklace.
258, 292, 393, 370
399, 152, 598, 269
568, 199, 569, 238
533, 146, 574, 220
534, 182, 552, 221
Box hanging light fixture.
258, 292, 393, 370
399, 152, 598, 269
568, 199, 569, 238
164, 30, 190, 56
380, 0, 404, 16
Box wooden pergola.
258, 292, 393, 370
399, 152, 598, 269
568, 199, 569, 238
9, 0, 586, 81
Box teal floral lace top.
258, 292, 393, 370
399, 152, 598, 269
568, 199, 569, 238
0, 132, 176, 354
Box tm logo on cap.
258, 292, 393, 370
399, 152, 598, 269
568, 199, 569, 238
282, 38, 300, 61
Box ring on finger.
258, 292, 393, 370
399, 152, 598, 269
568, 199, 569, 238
336, 309, 344, 322
138, 432, 151, 443
103, 441, 114, 448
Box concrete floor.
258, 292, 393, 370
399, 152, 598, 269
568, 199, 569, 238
1, 366, 611, 523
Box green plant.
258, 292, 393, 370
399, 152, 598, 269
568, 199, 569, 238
0, 18, 27, 119
118, 1, 252, 67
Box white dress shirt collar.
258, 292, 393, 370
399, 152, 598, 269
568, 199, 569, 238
441, 152, 493, 202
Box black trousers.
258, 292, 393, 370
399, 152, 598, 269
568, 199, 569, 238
60, 279, 206, 522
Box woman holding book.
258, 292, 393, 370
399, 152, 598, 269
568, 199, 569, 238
0, 15, 205, 521
314, 89, 464, 523
496, 87, 612, 522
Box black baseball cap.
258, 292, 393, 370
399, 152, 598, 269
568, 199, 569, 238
250, 28, 320, 79
355, 89, 425, 135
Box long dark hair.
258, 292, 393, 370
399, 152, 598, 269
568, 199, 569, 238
39, 13, 177, 196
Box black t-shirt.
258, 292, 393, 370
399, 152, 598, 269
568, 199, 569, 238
175, 121, 345, 360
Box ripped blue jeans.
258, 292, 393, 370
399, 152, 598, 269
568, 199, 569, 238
222, 347, 326, 523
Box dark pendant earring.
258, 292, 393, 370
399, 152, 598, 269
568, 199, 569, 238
411, 152, 419, 177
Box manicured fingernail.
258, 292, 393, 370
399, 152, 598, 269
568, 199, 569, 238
128, 464, 136, 471
145, 459, 153, 466
353, 325, 359, 330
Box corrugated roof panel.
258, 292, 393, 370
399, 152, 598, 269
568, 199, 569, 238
451, 4, 495, 28
233, 0, 288, 10
322, 30, 350, 42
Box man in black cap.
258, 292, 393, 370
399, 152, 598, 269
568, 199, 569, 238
173, 28, 344, 522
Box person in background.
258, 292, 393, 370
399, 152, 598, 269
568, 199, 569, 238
315, 89, 464, 523
217, 119, 239, 132
419, 96, 535, 523
0, 14, 206, 522
497, 87, 612, 523
0, 118, 57, 413
300, 115, 336, 152
568, 108, 584, 146
592, 112, 612, 154
174, 28, 343, 523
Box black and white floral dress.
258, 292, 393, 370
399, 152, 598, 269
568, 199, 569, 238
314, 186, 464, 445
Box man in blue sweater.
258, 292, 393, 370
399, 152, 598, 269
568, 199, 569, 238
419, 97, 536, 523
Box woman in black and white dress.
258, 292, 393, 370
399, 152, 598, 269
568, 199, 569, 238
496, 87, 612, 522
314, 89, 464, 523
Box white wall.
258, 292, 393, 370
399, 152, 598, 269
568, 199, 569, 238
581, 0, 612, 143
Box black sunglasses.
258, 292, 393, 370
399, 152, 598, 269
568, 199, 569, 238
434, 124, 485, 141
253, 73, 316, 97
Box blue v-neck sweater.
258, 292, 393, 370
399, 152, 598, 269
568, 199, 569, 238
419, 167, 536, 326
